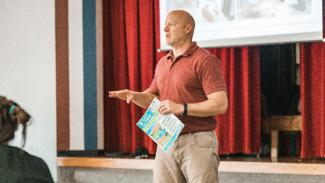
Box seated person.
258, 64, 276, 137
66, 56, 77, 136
0, 96, 53, 183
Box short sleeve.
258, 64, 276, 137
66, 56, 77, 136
198, 56, 226, 95
147, 77, 159, 95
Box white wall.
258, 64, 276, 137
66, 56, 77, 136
0, 0, 56, 180
69, 0, 85, 150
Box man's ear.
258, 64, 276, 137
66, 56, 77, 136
185, 24, 193, 34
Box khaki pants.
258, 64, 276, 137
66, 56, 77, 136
153, 131, 220, 183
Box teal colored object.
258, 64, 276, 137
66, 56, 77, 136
9, 105, 16, 114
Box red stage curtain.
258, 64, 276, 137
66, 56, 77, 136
208, 48, 261, 154
299, 0, 325, 158
103, 0, 162, 154
103, 0, 261, 155
300, 42, 325, 158
323, 0, 325, 38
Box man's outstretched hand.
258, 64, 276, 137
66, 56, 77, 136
109, 89, 157, 109
108, 89, 135, 104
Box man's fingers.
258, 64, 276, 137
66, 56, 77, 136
126, 96, 131, 103
108, 89, 136, 105
158, 106, 163, 114
158, 105, 170, 115
126, 94, 134, 104
109, 90, 128, 99
108, 91, 117, 98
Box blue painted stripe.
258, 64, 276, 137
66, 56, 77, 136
83, 0, 97, 150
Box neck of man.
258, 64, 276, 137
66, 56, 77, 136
171, 39, 193, 59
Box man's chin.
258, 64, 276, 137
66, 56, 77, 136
165, 41, 173, 47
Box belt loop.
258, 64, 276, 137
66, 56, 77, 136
188, 131, 194, 143
188, 132, 193, 139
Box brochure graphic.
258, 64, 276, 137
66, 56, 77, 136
137, 98, 184, 152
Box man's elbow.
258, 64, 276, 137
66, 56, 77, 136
216, 100, 228, 114
208, 92, 228, 115
219, 103, 228, 114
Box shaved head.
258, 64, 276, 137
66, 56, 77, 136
164, 10, 196, 49
167, 10, 195, 37
168, 10, 195, 28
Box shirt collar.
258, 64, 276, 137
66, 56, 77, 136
166, 42, 198, 60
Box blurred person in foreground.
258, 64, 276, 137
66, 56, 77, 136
0, 96, 53, 183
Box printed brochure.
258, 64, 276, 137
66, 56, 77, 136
136, 98, 184, 152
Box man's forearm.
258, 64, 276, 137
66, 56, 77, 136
132, 91, 156, 109
158, 91, 228, 117
186, 91, 228, 117
187, 99, 227, 117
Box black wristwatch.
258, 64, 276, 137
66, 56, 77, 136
183, 103, 188, 116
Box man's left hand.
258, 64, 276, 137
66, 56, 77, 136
158, 100, 184, 115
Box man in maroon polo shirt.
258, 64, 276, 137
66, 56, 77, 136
109, 10, 228, 183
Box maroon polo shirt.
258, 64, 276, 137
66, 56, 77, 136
148, 42, 226, 133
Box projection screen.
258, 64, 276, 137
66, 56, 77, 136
160, 0, 323, 49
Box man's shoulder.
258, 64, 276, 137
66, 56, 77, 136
193, 47, 219, 63
156, 54, 169, 66
195, 46, 210, 54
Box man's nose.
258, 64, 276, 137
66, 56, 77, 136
164, 26, 169, 32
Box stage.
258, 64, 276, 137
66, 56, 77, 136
57, 155, 325, 183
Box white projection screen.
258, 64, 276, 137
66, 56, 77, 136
160, 0, 323, 49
